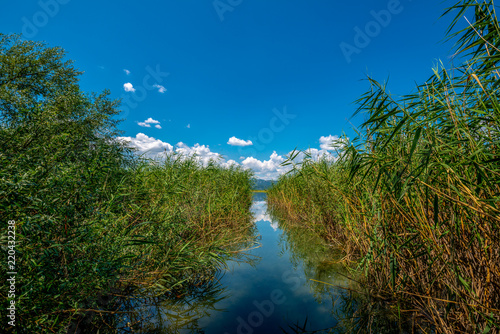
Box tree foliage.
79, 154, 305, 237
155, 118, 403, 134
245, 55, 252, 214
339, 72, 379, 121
0, 34, 255, 333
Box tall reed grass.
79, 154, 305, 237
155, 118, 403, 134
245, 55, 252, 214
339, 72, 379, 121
268, 1, 500, 332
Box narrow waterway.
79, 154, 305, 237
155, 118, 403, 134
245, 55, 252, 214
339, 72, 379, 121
119, 194, 354, 333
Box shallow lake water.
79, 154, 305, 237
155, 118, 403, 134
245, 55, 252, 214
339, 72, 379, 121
119, 194, 354, 333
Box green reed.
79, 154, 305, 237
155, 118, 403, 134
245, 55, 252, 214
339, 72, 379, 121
268, 1, 500, 332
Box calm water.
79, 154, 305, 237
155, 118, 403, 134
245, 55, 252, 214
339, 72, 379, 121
119, 194, 353, 333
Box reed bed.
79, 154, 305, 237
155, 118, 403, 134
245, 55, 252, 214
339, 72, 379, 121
268, 1, 500, 332
0, 34, 254, 333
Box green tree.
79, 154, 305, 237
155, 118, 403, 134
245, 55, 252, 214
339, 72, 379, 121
0, 34, 131, 333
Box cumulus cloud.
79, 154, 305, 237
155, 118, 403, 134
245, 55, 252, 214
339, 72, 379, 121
301, 148, 336, 162
174, 142, 223, 164
275, 135, 346, 164
119, 134, 271, 176
124, 69, 131, 75
118, 135, 225, 166
187, 124, 191, 129
118, 133, 345, 181
123, 82, 135, 92
221, 159, 239, 168
153, 84, 167, 93
227, 136, 253, 147
137, 117, 161, 128
117, 133, 173, 156
145, 117, 160, 124
241, 152, 292, 180
319, 135, 340, 150
238, 135, 346, 179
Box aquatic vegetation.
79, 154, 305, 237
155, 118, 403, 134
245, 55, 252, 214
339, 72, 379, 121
268, 1, 500, 332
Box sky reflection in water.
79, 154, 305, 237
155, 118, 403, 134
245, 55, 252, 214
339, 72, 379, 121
121, 195, 352, 333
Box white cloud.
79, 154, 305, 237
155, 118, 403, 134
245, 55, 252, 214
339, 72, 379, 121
174, 142, 223, 165
221, 159, 239, 168
187, 124, 191, 128
302, 148, 336, 161
144, 117, 160, 124
124, 69, 131, 75
119, 134, 245, 171
319, 135, 340, 150
118, 133, 173, 156
138, 117, 161, 128
118, 133, 345, 181
241, 152, 292, 180
123, 82, 135, 92
153, 84, 167, 93
236, 135, 346, 179
227, 136, 253, 147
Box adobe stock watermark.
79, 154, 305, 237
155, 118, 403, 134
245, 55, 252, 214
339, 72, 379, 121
213, 0, 243, 22
120, 65, 170, 119
339, 0, 409, 64
6, 220, 17, 328
237, 106, 296, 158
224, 270, 306, 334
21, 0, 71, 38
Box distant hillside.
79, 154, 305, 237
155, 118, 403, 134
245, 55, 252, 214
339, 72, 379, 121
252, 178, 275, 191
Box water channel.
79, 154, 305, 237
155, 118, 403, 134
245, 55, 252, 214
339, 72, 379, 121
119, 193, 356, 333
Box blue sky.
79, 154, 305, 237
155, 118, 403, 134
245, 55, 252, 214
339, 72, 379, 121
2, 0, 467, 178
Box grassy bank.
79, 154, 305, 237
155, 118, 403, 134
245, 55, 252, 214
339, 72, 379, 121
0, 34, 254, 333
268, 1, 500, 332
